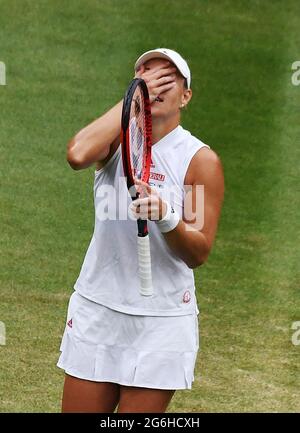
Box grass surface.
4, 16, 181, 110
0, 0, 299, 412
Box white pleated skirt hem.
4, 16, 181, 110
57, 291, 200, 390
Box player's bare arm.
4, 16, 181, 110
67, 100, 123, 170
66, 63, 177, 171
165, 147, 224, 268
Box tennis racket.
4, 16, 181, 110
121, 78, 153, 296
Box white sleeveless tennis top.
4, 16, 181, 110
74, 125, 210, 316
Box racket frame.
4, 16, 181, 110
121, 78, 153, 295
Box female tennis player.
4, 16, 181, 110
57, 48, 224, 413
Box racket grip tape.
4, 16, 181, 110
137, 235, 153, 296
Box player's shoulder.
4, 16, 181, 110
184, 127, 220, 162
185, 136, 223, 185
193, 146, 221, 165
180, 126, 210, 153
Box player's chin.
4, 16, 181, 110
150, 103, 168, 117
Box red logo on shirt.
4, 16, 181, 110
67, 318, 73, 328
149, 172, 165, 181
183, 290, 191, 303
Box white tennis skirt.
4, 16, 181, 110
57, 291, 200, 390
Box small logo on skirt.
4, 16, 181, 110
183, 290, 191, 303
67, 318, 73, 328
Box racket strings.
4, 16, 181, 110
129, 88, 147, 180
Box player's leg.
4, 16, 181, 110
117, 385, 175, 413
62, 374, 120, 413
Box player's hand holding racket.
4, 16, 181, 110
131, 179, 180, 235
130, 179, 167, 222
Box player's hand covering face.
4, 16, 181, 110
135, 59, 177, 104
135, 58, 190, 118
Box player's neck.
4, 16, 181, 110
151, 116, 180, 145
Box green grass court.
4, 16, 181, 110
0, 0, 299, 412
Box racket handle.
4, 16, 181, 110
137, 235, 153, 296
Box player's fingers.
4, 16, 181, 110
135, 184, 148, 198
141, 65, 176, 82
134, 179, 154, 197
154, 74, 176, 89
153, 81, 177, 97
129, 204, 149, 220
137, 61, 172, 77
134, 178, 149, 187
144, 69, 177, 86
147, 63, 176, 76
137, 195, 160, 210
149, 60, 172, 71
134, 64, 145, 78
132, 197, 150, 208
128, 202, 138, 220
133, 199, 151, 220
152, 66, 177, 81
